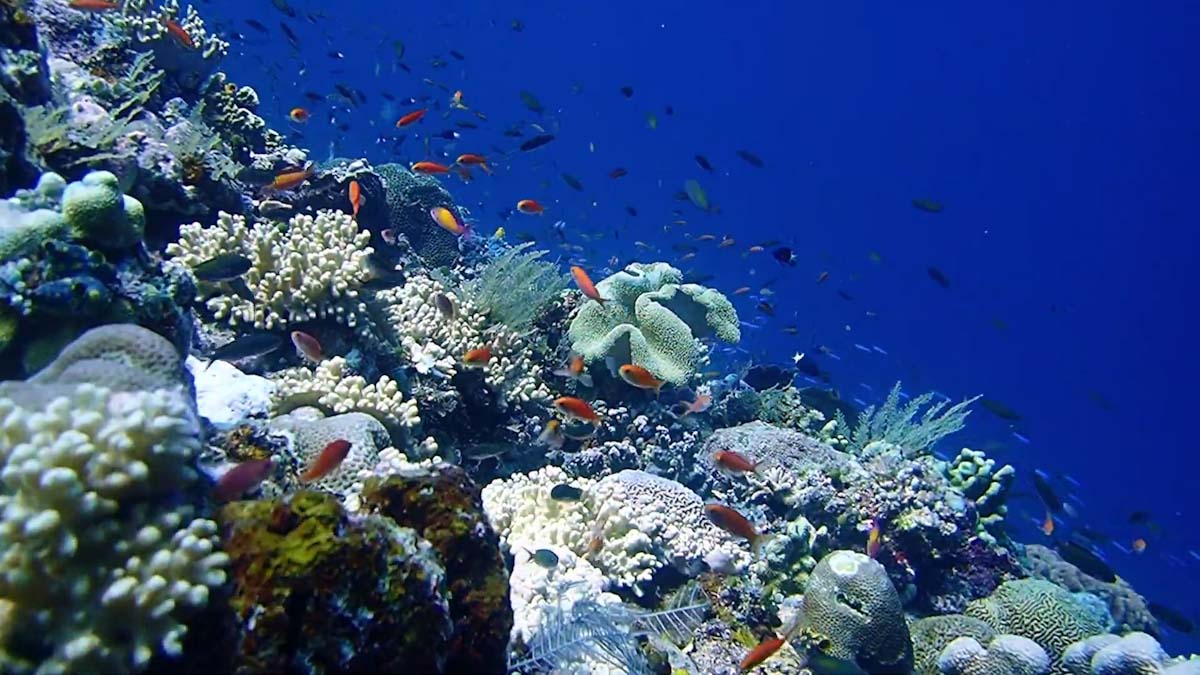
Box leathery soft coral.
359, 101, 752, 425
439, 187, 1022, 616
166, 210, 374, 330
0, 324, 227, 674
374, 273, 549, 405
482, 466, 750, 595
272, 356, 420, 432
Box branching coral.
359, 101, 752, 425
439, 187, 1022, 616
0, 325, 227, 674
167, 210, 374, 329
272, 356, 420, 432
948, 448, 1014, 544
837, 381, 980, 456
113, 0, 229, 60
464, 242, 568, 331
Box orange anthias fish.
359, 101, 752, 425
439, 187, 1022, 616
733, 286, 751, 295
163, 19, 195, 48
713, 449, 756, 474
1132, 538, 1147, 554
429, 206, 469, 236
456, 153, 491, 174
570, 266, 606, 305
516, 199, 544, 215
412, 161, 451, 175
68, 0, 120, 11
680, 393, 712, 417
618, 364, 664, 395
704, 504, 763, 553
552, 355, 593, 387
289, 107, 309, 123
348, 180, 364, 219
300, 439, 352, 483
554, 396, 601, 425
866, 519, 882, 558
740, 614, 805, 672
261, 161, 315, 195
1041, 511, 1055, 536
290, 330, 322, 363
213, 459, 274, 501
462, 346, 492, 368
396, 108, 428, 127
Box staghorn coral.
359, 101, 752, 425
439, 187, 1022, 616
938, 635, 1051, 675
566, 261, 740, 385
948, 447, 1014, 544
795, 550, 914, 673
967, 579, 1108, 673
167, 209, 374, 330
1024, 544, 1158, 636
272, 356, 420, 432
0, 324, 227, 674
913, 614, 999, 675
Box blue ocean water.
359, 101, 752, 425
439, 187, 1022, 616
210, 0, 1199, 650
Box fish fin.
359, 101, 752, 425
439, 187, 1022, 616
578, 372, 593, 388
551, 368, 572, 379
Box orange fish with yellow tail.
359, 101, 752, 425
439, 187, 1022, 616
570, 266, 606, 305
260, 161, 314, 196
455, 153, 492, 174
553, 396, 601, 425
739, 606, 806, 672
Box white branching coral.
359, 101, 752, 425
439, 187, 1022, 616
375, 273, 550, 404
0, 325, 228, 674
272, 357, 420, 431
167, 210, 374, 330
114, 0, 230, 59
483, 467, 749, 594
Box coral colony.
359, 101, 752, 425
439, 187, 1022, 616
0, 1, 1195, 674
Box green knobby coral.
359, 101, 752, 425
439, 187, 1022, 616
566, 262, 740, 384
61, 171, 145, 249
948, 448, 1014, 545
966, 579, 1107, 674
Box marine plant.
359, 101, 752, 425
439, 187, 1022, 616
464, 241, 568, 331
837, 381, 980, 456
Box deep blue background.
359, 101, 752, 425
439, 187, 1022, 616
206, 0, 1199, 647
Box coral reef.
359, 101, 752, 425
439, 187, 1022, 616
947, 447, 1014, 544
912, 614, 1000, 675
1063, 632, 1200, 675
375, 162, 460, 267
1024, 544, 1159, 636
938, 635, 1051, 675
567, 261, 740, 384
0, 325, 226, 674
272, 356, 420, 432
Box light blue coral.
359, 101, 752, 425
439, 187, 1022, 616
566, 262, 740, 384
938, 635, 1051, 675
1063, 632, 1200, 675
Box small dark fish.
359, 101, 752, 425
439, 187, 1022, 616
550, 484, 584, 501
455, 121, 479, 130
912, 198, 944, 213
449, 49, 465, 60
664, 105, 674, 116
519, 90, 544, 113
980, 398, 1021, 421
561, 173, 584, 191
381, 92, 396, 102
334, 84, 356, 103
756, 302, 775, 317
210, 332, 282, 364
270, 0, 296, 18
519, 134, 555, 152
694, 154, 714, 172
836, 290, 854, 302
793, 355, 831, 383
683, 273, 715, 284
736, 149, 765, 167
772, 247, 796, 266
531, 548, 559, 569
672, 243, 698, 254
1031, 471, 1065, 516
433, 292, 456, 320
511, 18, 524, 31
625, 206, 637, 217
434, 129, 460, 140
193, 253, 252, 281
461, 442, 513, 461
1056, 540, 1116, 583
620, 85, 633, 98
245, 18, 268, 33
279, 22, 299, 48
1148, 602, 1195, 634
1129, 510, 1153, 526
304, 91, 324, 103
927, 266, 951, 289
609, 167, 628, 179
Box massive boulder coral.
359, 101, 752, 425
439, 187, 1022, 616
375, 162, 460, 266
267, 407, 391, 511
795, 550, 914, 673
1062, 632, 1200, 675
167, 209, 374, 330
912, 614, 999, 675
0, 324, 227, 674
566, 261, 740, 384
482, 466, 750, 594
938, 635, 1051, 675
1024, 544, 1158, 635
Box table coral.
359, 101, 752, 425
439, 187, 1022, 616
0, 324, 227, 674
566, 261, 740, 384
167, 209, 374, 330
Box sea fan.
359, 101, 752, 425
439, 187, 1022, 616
632, 584, 711, 646
465, 242, 568, 331
838, 381, 980, 456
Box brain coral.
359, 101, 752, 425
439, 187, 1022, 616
912, 614, 998, 675
966, 579, 1107, 674
566, 261, 740, 384
1024, 544, 1157, 636
938, 635, 1050, 675
797, 550, 914, 673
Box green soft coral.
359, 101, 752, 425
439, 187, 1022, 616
566, 262, 740, 384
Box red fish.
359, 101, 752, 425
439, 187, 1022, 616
1041, 511, 1055, 536
741, 636, 787, 672
867, 519, 882, 558
163, 19, 195, 48
396, 108, 427, 127
618, 364, 664, 395
289, 107, 309, 123
456, 153, 492, 174
704, 504, 763, 553
554, 396, 601, 425
300, 439, 352, 482
429, 206, 469, 236
412, 161, 451, 175
348, 180, 363, 219
261, 161, 314, 195
213, 459, 274, 501
68, 0, 120, 11
516, 199, 544, 215
463, 346, 492, 368
570, 266, 606, 305
290, 330, 322, 362
552, 354, 593, 387
713, 449, 756, 474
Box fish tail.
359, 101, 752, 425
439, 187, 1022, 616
577, 372, 594, 388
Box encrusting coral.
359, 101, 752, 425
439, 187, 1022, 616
0, 324, 227, 674
567, 261, 740, 385
167, 209, 374, 330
